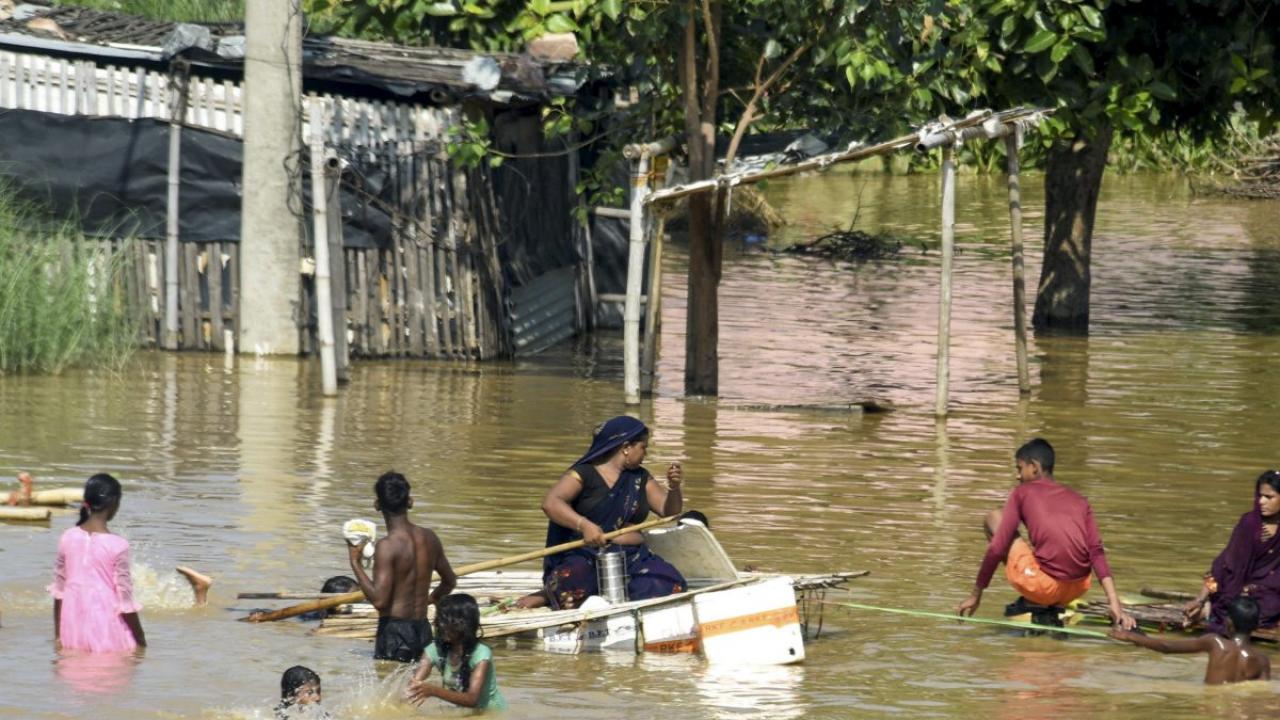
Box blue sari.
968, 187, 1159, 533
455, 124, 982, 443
541, 417, 686, 609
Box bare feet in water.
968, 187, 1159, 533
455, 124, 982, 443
175, 566, 214, 606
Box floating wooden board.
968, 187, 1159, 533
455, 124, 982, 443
1074, 588, 1280, 643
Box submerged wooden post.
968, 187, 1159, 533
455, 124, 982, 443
309, 102, 338, 397
1004, 131, 1031, 394
935, 144, 957, 418
163, 63, 189, 350
623, 154, 651, 405
324, 157, 349, 383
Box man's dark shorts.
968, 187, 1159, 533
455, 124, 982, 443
374, 617, 432, 662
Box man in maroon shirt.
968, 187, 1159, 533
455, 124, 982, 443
957, 438, 1136, 629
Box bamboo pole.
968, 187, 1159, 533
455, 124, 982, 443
26, 487, 83, 506
645, 109, 1048, 208
1139, 587, 1197, 603
1004, 132, 1031, 394
935, 144, 957, 418
0, 507, 52, 521
245, 514, 679, 622
163, 63, 189, 350
309, 101, 338, 397
640, 213, 665, 396
623, 154, 651, 405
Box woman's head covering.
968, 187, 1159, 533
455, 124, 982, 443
576, 416, 649, 466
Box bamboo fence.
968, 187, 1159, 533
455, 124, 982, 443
0, 48, 510, 358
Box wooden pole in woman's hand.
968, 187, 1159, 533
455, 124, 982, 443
244, 515, 679, 623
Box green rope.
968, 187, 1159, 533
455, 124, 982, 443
831, 601, 1114, 640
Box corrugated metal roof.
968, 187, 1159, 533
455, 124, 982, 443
0, 4, 591, 104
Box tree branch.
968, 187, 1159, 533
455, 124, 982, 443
722, 40, 814, 167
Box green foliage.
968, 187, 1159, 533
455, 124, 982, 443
0, 193, 139, 374
445, 117, 504, 167
905, 0, 1280, 145
55, 0, 244, 23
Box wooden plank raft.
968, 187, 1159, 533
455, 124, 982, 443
1073, 587, 1280, 643
309, 570, 868, 641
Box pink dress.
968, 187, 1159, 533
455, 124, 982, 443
48, 526, 142, 653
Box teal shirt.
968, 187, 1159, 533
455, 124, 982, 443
425, 641, 507, 711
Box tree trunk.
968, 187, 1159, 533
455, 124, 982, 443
680, 0, 722, 396
685, 192, 721, 394
1032, 125, 1113, 334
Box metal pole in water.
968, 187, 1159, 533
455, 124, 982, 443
1005, 131, 1031, 394
935, 143, 957, 417
623, 154, 651, 405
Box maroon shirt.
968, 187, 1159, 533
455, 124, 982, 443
976, 477, 1113, 589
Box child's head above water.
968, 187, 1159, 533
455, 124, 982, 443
374, 471, 412, 515
436, 593, 480, 644
77, 473, 122, 526
320, 576, 358, 594
1227, 596, 1260, 637
280, 665, 322, 706
433, 594, 481, 690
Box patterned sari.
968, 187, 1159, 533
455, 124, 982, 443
540, 417, 685, 610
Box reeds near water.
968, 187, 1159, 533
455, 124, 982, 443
0, 193, 138, 374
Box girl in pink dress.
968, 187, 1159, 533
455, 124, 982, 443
49, 474, 146, 652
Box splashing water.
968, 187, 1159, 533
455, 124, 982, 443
129, 562, 200, 612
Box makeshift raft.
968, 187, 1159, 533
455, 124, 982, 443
250, 523, 866, 665
1074, 587, 1280, 643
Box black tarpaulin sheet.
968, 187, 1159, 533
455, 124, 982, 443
0, 108, 391, 247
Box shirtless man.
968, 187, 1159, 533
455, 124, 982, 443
348, 471, 456, 663
1111, 596, 1271, 684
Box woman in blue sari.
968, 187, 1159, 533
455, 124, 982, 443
526, 416, 687, 610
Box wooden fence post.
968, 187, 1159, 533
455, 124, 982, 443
935, 143, 957, 418
1004, 131, 1031, 394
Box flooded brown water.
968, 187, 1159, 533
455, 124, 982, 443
3, 172, 1280, 719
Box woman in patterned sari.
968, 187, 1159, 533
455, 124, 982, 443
1184, 470, 1280, 633
521, 416, 686, 610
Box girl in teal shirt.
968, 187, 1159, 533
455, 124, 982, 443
406, 594, 507, 711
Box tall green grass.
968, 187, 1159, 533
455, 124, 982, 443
54, 0, 244, 24
0, 193, 139, 374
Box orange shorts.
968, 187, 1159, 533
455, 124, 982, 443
1005, 539, 1091, 607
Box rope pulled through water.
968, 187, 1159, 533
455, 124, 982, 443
827, 601, 1114, 640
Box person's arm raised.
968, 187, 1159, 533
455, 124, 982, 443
645, 463, 683, 517
349, 538, 394, 612
542, 471, 605, 547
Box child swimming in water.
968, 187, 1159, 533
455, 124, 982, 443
275, 666, 331, 719
1111, 595, 1272, 684
405, 594, 507, 711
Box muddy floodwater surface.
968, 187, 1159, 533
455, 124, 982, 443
2, 172, 1280, 719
